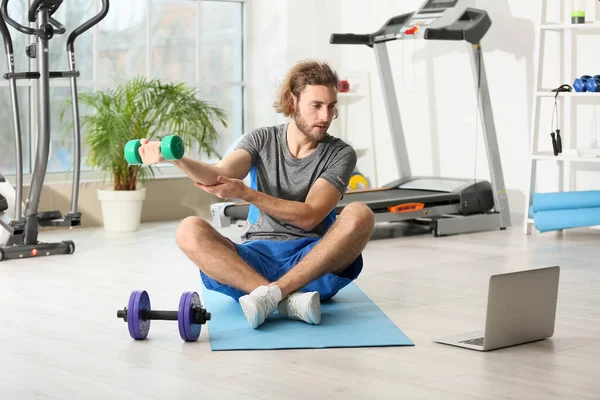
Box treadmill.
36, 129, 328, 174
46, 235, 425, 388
211, 0, 511, 237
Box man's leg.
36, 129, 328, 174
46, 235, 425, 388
175, 216, 283, 328
262, 202, 374, 325
175, 216, 271, 294
274, 202, 375, 298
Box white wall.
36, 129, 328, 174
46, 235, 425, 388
246, 0, 600, 223
245, 0, 342, 130
245, 0, 288, 129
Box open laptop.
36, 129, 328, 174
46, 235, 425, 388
435, 266, 560, 351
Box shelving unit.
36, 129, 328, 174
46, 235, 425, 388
540, 22, 600, 30
524, 0, 600, 234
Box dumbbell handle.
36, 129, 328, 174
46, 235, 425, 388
116, 307, 211, 324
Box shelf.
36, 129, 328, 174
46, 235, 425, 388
338, 92, 365, 105
536, 91, 600, 97
541, 22, 600, 30
524, 2, 600, 235
532, 152, 600, 162
338, 92, 364, 97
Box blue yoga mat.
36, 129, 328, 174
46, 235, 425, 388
534, 207, 600, 232
201, 282, 414, 351
533, 190, 600, 212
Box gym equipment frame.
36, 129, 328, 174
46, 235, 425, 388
0, 0, 110, 261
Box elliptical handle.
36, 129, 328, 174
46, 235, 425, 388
66, 0, 109, 52
1, 0, 36, 36
49, 17, 66, 35
0, 0, 13, 54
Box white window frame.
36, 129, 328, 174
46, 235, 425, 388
1, 0, 247, 186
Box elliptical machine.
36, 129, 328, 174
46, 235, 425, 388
0, 0, 110, 261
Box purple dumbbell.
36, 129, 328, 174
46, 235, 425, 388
116, 290, 210, 342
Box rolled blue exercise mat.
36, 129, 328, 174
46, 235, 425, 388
532, 190, 600, 212
534, 207, 600, 232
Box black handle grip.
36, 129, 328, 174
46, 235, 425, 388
551, 132, 559, 156
66, 0, 109, 52
143, 310, 178, 321
4, 71, 40, 79
0, 0, 12, 54
330, 33, 371, 45
117, 307, 210, 324
1, 0, 36, 35
143, 309, 211, 324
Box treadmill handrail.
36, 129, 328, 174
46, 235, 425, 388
330, 33, 371, 46
330, 13, 413, 47
424, 8, 491, 44
330, 7, 492, 46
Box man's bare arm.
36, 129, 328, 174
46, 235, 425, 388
243, 178, 341, 231
138, 138, 252, 185
171, 149, 252, 185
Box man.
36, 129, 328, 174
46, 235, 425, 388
138, 60, 374, 329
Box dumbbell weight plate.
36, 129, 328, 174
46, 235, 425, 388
178, 291, 202, 342
585, 76, 600, 92
124, 140, 143, 165
127, 290, 151, 340
161, 135, 185, 161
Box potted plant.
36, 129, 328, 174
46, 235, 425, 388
60, 77, 227, 232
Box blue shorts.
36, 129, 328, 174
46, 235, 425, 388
199, 237, 363, 301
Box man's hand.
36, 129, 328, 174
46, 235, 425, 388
138, 138, 165, 165
195, 175, 249, 200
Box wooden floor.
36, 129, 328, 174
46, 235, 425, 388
0, 219, 599, 399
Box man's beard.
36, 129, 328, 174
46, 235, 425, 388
293, 109, 327, 141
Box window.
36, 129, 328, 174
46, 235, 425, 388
0, 0, 245, 176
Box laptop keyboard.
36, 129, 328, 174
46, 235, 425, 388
459, 337, 484, 346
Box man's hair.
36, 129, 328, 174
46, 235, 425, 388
273, 60, 339, 117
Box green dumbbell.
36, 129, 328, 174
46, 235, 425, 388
124, 135, 185, 165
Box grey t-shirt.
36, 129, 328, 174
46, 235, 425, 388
234, 123, 357, 242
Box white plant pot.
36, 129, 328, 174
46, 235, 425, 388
97, 188, 146, 232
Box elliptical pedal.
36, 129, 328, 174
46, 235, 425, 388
37, 211, 82, 227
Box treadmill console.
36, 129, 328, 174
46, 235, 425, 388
403, 0, 459, 30
331, 0, 491, 46
422, 0, 459, 10
382, 0, 491, 44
